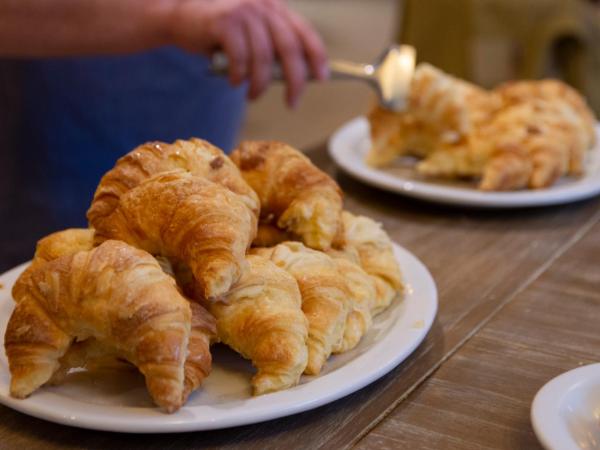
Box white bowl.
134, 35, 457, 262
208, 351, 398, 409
531, 363, 600, 450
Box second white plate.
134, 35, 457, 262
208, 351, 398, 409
328, 116, 600, 208
0, 243, 437, 433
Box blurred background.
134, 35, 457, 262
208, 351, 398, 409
242, 0, 600, 149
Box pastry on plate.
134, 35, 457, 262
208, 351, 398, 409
231, 141, 344, 250
253, 242, 349, 375
91, 170, 256, 300
366, 63, 596, 190
12, 228, 95, 301
87, 137, 260, 224
5, 240, 215, 412
325, 251, 376, 352
206, 254, 308, 395
338, 212, 403, 315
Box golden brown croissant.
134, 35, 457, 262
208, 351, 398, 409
325, 252, 376, 352
253, 242, 349, 375
252, 224, 292, 248
87, 138, 260, 225
366, 63, 498, 169
206, 254, 308, 394
475, 80, 597, 189
230, 141, 344, 250
12, 228, 95, 302
5, 240, 215, 412
340, 212, 403, 315
366, 64, 596, 190
90, 170, 256, 300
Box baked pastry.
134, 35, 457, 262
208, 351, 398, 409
230, 141, 344, 250
87, 138, 260, 224
253, 242, 349, 375
252, 224, 292, 248
367, 63, 498, 169
339, 212, 403, 315
12, 228, 95, 302
5, 240, 215, 412
366, 63, 596, 190
476, 80, 597, 189
326, 252, 376, 352
55, 324, 216, 406
91, 170, 256, 300
206, 254, 308, 395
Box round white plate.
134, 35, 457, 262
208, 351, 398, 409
531, 363, 600, 450
0, 243, 437, 433
328, 116, 600, 207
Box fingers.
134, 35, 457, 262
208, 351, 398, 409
221, 16, 250, 86
241, 7, 274, 100
282, 8, 329, 81
263, 7, 308, 108
208, 0, 328, 107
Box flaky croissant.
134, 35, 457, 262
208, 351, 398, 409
87, 138, 260, 225
253, 242, 349, 375
340, 212, 403, 315
366, 63, 498, 169
231, 141, 344, 250
5, 240, 215, 412
326, 251, 376, 352
12, 228, 95, 302
206, 254, 308, 395
90, 170, 256, 300
366, 64, 596, 190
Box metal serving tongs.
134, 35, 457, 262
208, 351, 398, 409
210, 44, 416, 112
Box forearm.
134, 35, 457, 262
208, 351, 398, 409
0, 0, 175, 57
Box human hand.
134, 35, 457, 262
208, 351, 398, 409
168, 0, 328, 107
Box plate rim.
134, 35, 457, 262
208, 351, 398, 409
0, 243, 438, 433
328, 116, 600, 208
530, 363, 600, 450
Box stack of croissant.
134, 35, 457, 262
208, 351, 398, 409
5, 138, 403, 412
367, 63, 597, 190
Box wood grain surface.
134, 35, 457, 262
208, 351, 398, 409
0, 146, 598, 449
357, 220, 600, 450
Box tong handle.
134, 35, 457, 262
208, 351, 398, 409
210, 53, 375, 83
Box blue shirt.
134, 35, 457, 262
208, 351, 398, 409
7, 48, 246, 228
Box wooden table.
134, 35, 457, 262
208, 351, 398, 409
0, 144, 599, 449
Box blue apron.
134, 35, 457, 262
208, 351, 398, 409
10, 47, 246, 228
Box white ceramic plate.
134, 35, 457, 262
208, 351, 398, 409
531, 363, 600, 450
328, 116, 600, 207
0, 243, 437, 433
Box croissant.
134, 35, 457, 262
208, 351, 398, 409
326, 251, 376, 352
90, 170, 256, 300
12, 228, 95, 302
340, 212, 403, 315
366, 63, 498, 169
252, 224, 292, 248
253, 242, 349, 375
87, 138, 260, 226
366, 64, 597, 190
230, 141, 344, 250
476, 80, 596, 189
5, 240, 215, 412
205, 254, 308, 394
